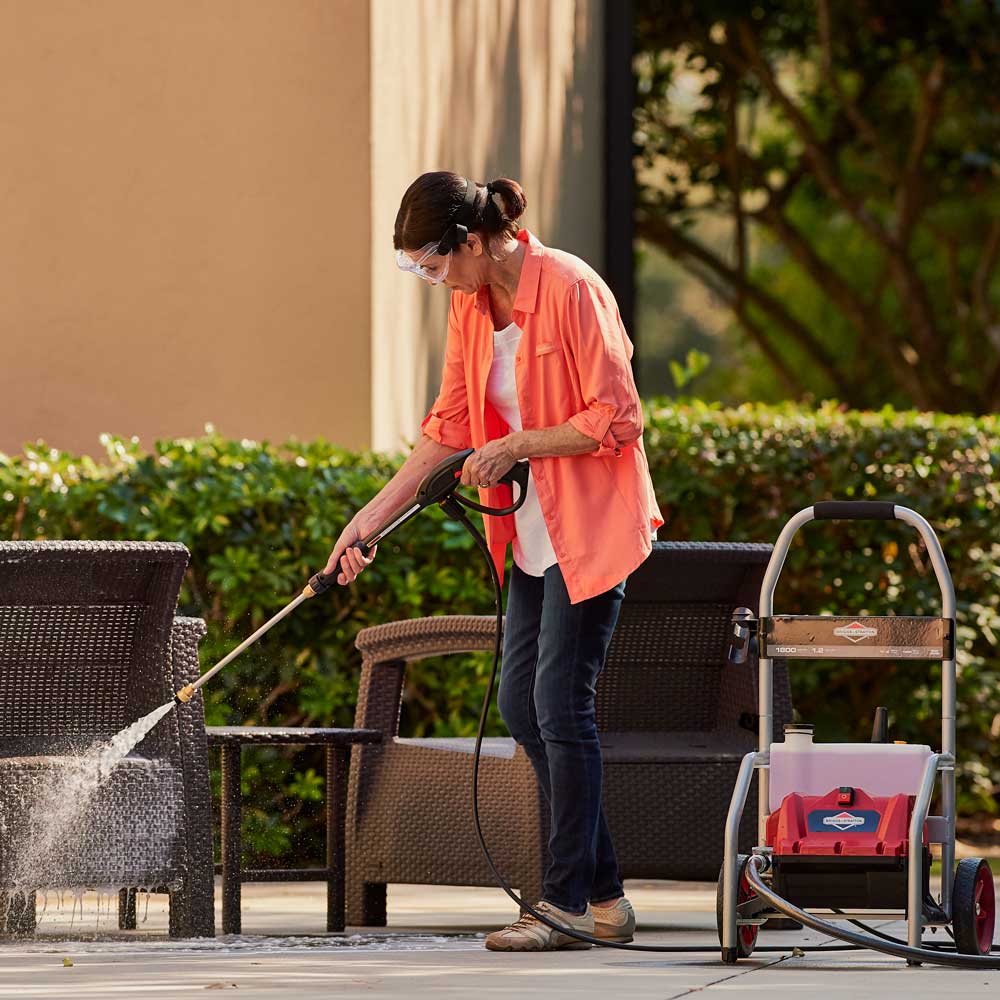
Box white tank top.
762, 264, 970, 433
485, 322, 559, 577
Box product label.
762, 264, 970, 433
833, 621, 879, 643
806, 809, 881, 833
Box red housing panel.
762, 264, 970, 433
767, 788, 928, 857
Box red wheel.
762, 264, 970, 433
717, 854, 760, 959
953, 858, 996, 956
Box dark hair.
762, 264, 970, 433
393, 171, 527, 254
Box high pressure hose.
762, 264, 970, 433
744, 856, 1000, 969
833, 909, 999, 954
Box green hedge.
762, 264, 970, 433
1, 401, 997, 864
644, 401, 1000, 818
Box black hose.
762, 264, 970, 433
745, 858, 1000, 969
832, 908, 1000, 954
450, 502, 863, 955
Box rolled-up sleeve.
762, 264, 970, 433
564, 279, 644, 457
420, 294, 473, 449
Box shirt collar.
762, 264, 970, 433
473, 228, 543, 317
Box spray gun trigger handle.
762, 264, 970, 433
498, 459, 530, 495
306, 542, 370, 597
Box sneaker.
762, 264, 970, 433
484, 899, 595, 951
591, 896, 636, 943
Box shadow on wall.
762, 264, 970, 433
371, 0, 604, 454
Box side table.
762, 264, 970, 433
205, 726, 382, 934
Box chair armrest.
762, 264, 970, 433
167, 615, 215, 930
353, 615, 502, 737
355, 614, 502, 661
171, 616, 208, 690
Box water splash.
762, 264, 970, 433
2, 929, 487, 952
0, 701, 178, 931
93, 703, 176, 781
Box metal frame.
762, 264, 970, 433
721, 504, 958, 955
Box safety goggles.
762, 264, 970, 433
395, 177, 478, 284
395, 240, 453, 285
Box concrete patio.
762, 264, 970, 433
1, 877, 997, 998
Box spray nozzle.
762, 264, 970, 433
173, 684, 196, 705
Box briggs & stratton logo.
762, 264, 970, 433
822, 811, 866, 831
833, 621, 878, 643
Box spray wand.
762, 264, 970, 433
173, 449, 528, 705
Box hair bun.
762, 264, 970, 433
485, 177, 527, 224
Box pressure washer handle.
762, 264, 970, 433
451, 457, 530, 517
813, 501, 897, 521
415, 448, 528, 504
305, 541, 370, 596
498, 458, 530, 492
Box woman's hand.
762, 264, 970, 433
460, 437, 520, 489
323, 520, 378, 585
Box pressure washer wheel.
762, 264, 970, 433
717, 853, 759, 960
952, 858, 996, 956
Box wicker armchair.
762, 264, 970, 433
345, 541, 792, 926
0, 541, 214, 937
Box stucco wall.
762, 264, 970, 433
1, 1, 371, 455
0, 0, 604, 458
370, 0, 604, 453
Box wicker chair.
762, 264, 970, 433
345, 541, 792, 926
0, 541, 214, 937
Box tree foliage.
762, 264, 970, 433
634, 0, 1000, 412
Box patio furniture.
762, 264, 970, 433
344, 541, 792, 926
0, 541, 215, 938
205, 726, 381, 934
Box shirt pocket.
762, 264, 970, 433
535, 342, 560, 356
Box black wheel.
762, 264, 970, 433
952, 858, 996, 956
717, 854, 759, 961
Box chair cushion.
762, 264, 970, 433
598, 730, 754, 764
392, 736, 518, 758
0, 755, 183, 887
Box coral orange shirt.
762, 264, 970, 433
420, 228, 664, 604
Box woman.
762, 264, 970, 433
324, 171, 664, 951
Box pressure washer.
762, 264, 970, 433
719, 501, 997, 968
171, 454, 997, 966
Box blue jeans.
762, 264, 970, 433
496, 561, 627, 915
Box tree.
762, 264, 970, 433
633, 0, 1000, 412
